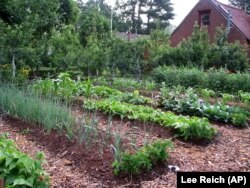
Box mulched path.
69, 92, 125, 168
0, 111, 249, 187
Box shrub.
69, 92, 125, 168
157, 25, 249, 72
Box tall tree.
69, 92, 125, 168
146, 0, 174, 33
0, 0, 81, 75
78, 6, 110, 46
229, 0, 250, 14
59, 0, 80, 25
117, 0, 174, 34
119, 0, 138, 33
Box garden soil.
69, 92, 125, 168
0, 113, 249, 188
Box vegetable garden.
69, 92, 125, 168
0, 0, 250, 186
0, 72, 249, 187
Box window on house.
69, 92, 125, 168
201, 14, 210, 25
199, 11, 211, 26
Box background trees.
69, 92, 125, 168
116, 0, 174, 34
0, 0, 248, 82
229, 0, 250, 14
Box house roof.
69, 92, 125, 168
116, 32, 149, 41
211, 0, 250, 40
172, 0, 250, 40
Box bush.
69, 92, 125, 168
152, 66, 250, 93
157, 25, 249, 72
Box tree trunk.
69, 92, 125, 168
12, 53, 16, 80
136, 56, 141, 81
131, 3, 136, 33
0, 178, 4, 188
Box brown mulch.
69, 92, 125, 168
0, 113, 249, 188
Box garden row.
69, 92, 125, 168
159, 86, 249, 127
95, 76, 250, 104
32, 74, 249, 127
33, 72, 250, 104
84, 98, 217, 140
152, 66, 250, 93
87, 85, 249, 127
0, 85, 174, 176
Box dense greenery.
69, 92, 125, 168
159, 86, 249, 127
0, 133, 50, 187
158, 25, 249, 72
152, 66, 250, 93
1, 0, 248, 83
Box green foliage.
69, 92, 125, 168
49, 25, 82, 71
238, 90, 250, 103
149, 29, 171, 70
81, 34, 109, 76
152, 66, 250, 93
0, 133, 50, 187
157, 25, 249, 72
117, 0, 174, 34
33, 72, 82, 101
174, 117, 216, 140
59, 0, 80, 25
112, 139, 173, 175
78, 7, 110, 46
232, 113, 249, 127
209, 28, 249, 72
160, 87, 249, 127
95, 77, 157, 91
0, 85, 75, 139
84, 98, 217, 140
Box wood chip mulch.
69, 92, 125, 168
0, 115, 249, 188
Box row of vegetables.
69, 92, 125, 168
84, 98, 217, 140
33, 73, 250, 103
159, 87, 249, 127
33, 73, 249, 128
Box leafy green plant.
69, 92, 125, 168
222, 93, 235, 105
238, 90, 250, 103
159, 87, 249, 127
84, 98, 217, 140
231, 113, 248, 127
83, 79, 93, 99
112, 139, 173, 175
0, 133, 50, 187
199, 88, 216, 101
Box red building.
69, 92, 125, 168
171, 0, 250, 60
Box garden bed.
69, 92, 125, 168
1, 111, 249, 187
